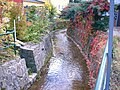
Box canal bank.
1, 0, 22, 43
29, 29, 90, 90
0, 32, 53, 90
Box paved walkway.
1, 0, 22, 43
29, 30, 90, 90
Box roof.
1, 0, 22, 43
24, 0, 45, 3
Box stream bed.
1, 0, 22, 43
29, 29, 90, 90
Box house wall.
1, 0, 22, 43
50, 0, 69, 12
23, 1, 44, 6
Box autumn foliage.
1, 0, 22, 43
67, 0, 109, 89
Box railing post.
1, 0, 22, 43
94, 41, 108, 90
13, 20, 16, 55
105, 0, 114, 90
14, 20, 17, 41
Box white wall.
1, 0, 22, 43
50, 0, 69, 11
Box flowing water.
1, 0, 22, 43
29, 30, 90, 90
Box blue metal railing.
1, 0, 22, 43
95, 41, 108, 90
0, 20, 16, 54
95, 0, 114, 89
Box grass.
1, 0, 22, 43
0, 47, 18, 64
110, 36, 120, 89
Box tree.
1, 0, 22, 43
74, 0, 81, 3
69, 0, 73, 3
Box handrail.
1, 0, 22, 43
0, 30, 14, 36
0, 20, 16, 54
94, 41, 108, 90
95, 0, 114, 89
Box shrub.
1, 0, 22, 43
64, 0, 109, 31
24, 6, 50, 43
45, 2, 57, 22
67, 0, 110, 88
0, 1, 28, 63
89, 0, 109, 31
1, 1, 27, 41
49, 20, 69, 31
9, 4, 27, 40
61, 2, 91, 19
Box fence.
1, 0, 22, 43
95, 41, 108, 90
0, 20, 16, 54
95, 0, 114, 89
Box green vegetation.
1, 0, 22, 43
0, 1, 23, 63
0, 0, 68, 63
0, 48, 16, 64
111, 36, 120, 89
113, 36, 120, 58
0, 1, 57, 62
28, 68, 33, 75
45, 3, 57, 22
62, 0, 109, 31
49, 20, 69, 31
1, 1, 57, 43
24, 6, 50, 43
61, 2, 90, 19
1, 88, 6, 90
1, 1, 27, 40
66, 0, 110, 88
115, 4, 120, 11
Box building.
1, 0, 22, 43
48, 0, 69, 12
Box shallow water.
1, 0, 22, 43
29, 30, 90, 90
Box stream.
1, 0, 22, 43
29, 29, 90, 90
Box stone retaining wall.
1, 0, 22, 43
0, 33, 53, 90
0, 58, 29, 90
20, 34, 52, 73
